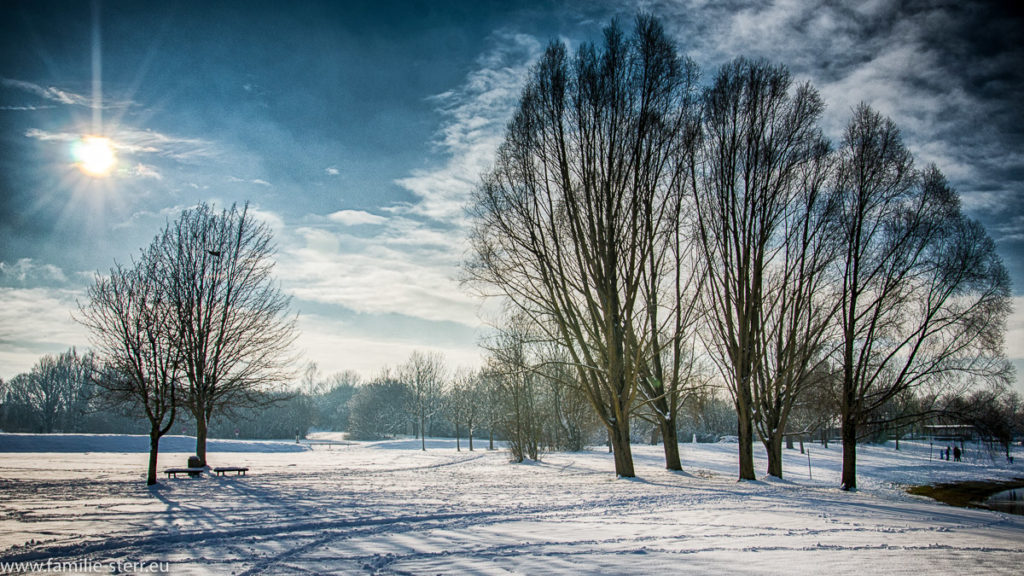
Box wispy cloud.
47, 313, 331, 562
129, 163, 162, 180
325, 167, 340, 176
24, 126, 219, 164
0, 104, 56, 111
229, 176, 272, 187
1, 77, 133, 109
273, 209, 482, 328
1, 77, 89, 106
327, 210, 387, 226
395, 31, 543, 224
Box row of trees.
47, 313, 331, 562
465, 15, 1013, 489
0, 349, 127, 433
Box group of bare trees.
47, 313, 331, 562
76, 202, 296, 484
466, 15, 1012, 489
340, 346, 599, 461
0, 349, 97, 433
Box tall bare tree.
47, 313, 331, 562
691, 58, 829, 480
78, 251, 180, 485
399, 350, 448, 451
158, 202, 297, 465
833, 104, 1012, 490
467, 16, 697, 477
750, 136, 838, 478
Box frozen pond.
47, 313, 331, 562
987, 488, 1024, 516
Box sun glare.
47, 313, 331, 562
73, 136, 117, 177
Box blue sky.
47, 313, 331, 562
1, 0, 1022, 390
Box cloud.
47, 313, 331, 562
228, 176, 272, 187
0, 104, 56, 111
0, 259, 69, 287
1, 77, 88, 106
113, 128, 218, 162
1, 77, 134, 109
247, 206, 287, 235
24, 127, 218, 164
130, 163, 162, 180
294, 313, 483, 378
0, 286, 89, 380
1006, 297, 1024, 393
394, 31, 543, 224
275, 211, 481, 327
327, 210, 387, 226
325, 167, 340, 176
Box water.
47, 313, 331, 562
985, 489, 1024, 516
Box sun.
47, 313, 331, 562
73, 135, 117, 177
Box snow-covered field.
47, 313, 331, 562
1, 433, 1022, 575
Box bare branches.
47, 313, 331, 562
834, 104, 1012, 490
77, 248, 180, 485
156, 202, 297, 464
466, 16, 698, 477
691, 57, 830, 480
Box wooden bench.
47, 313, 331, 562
165, 467, 204, 478
213, 466, 249, 476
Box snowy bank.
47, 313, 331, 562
0, 433, 305, 453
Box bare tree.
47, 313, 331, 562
691, 58, 829, 480
446, 368, 483, 451
77, 252, 180, 485
535, 344, 602, 452
399, 351, 448, 451
833, 104, 1012, 490
6, 349, 96, 433
749, 136, 838, 478
158, 202, 297, 465
346, 373, 411, 441
484, 312, 542, 462
467, 16, 696, 477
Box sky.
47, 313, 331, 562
1, 0, 1022, 390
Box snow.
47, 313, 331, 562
1, 434, 1022, 574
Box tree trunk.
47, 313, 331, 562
765, 433, 784, 478
840, 414, 857, 491
456, 422, 461, 452
786, 435, 794, 450
195, 416, 209, 466
737, 413, 756, 481
659, 417, 681, 471
468, 423, 474, 451
610, 419, 635, 478
420, 407, 426, 451
147, 428, 161, 486
489, 427, 494, 451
